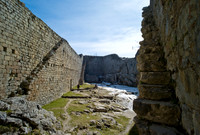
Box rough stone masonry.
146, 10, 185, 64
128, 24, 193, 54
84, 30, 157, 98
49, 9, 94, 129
0, 0, 83, 105
134, 0, 200, 135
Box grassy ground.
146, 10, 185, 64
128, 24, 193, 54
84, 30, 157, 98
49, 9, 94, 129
67, 100, 90, 114
42, 83, 136, 135
72, 83, 95, 90
42, 98, 68, 120
66, 100, 132, 135
116, 116, 130, 130
62, 91, 85, 97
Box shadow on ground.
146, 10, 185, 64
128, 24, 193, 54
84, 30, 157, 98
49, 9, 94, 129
128, 124, 139, 135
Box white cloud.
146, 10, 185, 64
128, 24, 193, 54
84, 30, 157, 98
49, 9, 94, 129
70, 27, 143, 58
111, 0, 150, 12
21, 0, 149, 58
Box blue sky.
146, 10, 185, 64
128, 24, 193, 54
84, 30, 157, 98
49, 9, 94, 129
20, 0, 149, 57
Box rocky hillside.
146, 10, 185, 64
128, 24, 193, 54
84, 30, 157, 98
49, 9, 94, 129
83, 54, 138, 86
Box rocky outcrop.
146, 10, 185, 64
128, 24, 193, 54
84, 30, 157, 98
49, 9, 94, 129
83, 54, 137, 86
0, 97, 63, 135
134, 0, 200, 135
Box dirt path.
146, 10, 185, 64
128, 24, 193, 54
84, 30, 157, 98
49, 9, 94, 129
62, 99, 73, 132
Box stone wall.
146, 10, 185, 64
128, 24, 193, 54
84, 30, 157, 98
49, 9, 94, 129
134, 0, 200, 134
0, 0, 83, 105
84, 54, 137, 86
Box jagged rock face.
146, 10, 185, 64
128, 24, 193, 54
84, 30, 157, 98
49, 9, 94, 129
0, 97, 64, 135
83, 54, 137, 86
134, 0, 200, 134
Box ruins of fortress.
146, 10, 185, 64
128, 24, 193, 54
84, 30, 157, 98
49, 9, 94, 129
134, 0, 200, 134
0, 0, 200, 134
0, 0, 83, 105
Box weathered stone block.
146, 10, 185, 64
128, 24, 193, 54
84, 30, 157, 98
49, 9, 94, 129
133, 99, 180, 126
134, 117, 150, 135
138, 84, 173, 100
140, 72, 171, 85
137, 52, 164, 62
134, 117, 184, 135
137, 61, 166, 72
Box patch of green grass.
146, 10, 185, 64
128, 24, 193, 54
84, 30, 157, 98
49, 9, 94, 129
62, 91, 84, 97
116, 116, 130, 129
2, 110, 12, 115
42, 98, 68, 110
6, 110, 12, 115
67, 100, 89, 114
47, 108, 65, 119
72, 83, 95, 90
70, 113, 101, 127
42, 98, 68, 121
67, 100, 100, 127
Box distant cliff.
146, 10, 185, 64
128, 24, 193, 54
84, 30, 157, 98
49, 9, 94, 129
83, 54, 137, 86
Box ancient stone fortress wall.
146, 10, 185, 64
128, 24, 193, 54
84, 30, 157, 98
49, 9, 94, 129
0, 0, 83, 105
134, 0, 200, 134
83, 54, 137, 86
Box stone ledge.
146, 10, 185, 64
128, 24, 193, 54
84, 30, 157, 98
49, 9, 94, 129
137, 61, 167, 72
134, 117, 184, 135
140, 72, 171, 85
137, 53, 164, 62
138, 84, 173, 100
133, 98, 180, 126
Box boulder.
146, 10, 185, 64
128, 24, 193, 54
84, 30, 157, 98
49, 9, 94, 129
93, 106, 108, 112
0, 111, 7, 124
0, 97, 64, 135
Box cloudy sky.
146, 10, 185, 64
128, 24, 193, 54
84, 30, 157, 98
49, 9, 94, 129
20, 0, 149, 57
